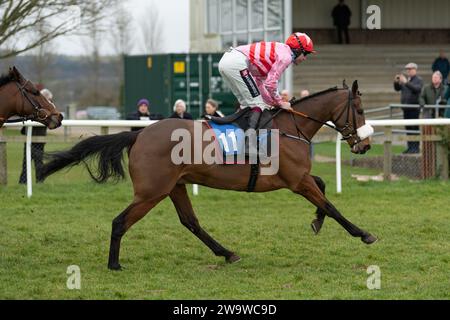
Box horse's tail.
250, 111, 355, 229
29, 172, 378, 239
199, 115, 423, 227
41, 131, 140, 183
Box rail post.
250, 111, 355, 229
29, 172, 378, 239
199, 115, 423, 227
26, 127, 33, 198
383, 126, 392, 181
336, 133, 342, 193
0, 128, 7, 186
101, 127, 109, 135
436, 126, 449, 181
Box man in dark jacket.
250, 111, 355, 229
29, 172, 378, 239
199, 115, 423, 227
419, 71, 448, 118
332, 0, 352, 44
126, 99, 164, 131
432, 50, 450, 85
19, 87, 50, 184
394, 63, 424, 154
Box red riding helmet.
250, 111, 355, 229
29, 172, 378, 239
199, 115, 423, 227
286, 32, 316, 56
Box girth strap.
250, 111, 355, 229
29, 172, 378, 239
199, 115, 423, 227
247, 162, 260, 193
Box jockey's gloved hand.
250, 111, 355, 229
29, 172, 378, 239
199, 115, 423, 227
280, 102, 293, 111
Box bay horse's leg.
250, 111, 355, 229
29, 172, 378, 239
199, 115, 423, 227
169, 184, 241, 264
108, 195, 167, 271
295, 175, 378, 244
311, 176, 327, 235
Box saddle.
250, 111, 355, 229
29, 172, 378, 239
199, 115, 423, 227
207, 107, 276, 131
206, 108, 280, 193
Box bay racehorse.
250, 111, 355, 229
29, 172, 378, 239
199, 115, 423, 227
41, 80, 378, 270
0, 67, 63, 129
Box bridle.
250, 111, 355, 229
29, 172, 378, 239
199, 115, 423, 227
286, 89, 363, 148
3, 78, 53, 124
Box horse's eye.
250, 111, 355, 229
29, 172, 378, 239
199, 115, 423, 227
357, 109, 364, 115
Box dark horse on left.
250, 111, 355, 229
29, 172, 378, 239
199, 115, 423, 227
0, 67, 63, 129
41, 80, 378, 271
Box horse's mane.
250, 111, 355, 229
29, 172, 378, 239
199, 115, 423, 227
298, 87, 340, 103
0, 73, 13, 87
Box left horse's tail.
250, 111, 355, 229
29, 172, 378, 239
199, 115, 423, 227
41, 131, 140, 183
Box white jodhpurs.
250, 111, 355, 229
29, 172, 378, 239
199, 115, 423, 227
218, 49, 272, 111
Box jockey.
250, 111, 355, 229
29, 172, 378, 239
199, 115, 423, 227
218, 32, 316, 155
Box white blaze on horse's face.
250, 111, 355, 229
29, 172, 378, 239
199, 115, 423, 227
357, 124, 374, 140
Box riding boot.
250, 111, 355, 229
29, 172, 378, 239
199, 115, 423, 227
246, 111, 262, 158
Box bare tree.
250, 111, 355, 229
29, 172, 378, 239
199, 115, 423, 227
109, 3, 134, 112
82, 2, 104, 106
110, 3, 134, 57
139, 2, 164, 54
31, 21, 55, 85
0, 0, 117, 59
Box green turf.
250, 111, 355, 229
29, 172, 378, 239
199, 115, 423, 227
313, 141, 405, 161
0, 141, 449, 300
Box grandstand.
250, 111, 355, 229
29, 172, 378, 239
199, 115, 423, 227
294, 45, 450, 112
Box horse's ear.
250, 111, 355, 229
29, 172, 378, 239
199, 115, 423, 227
352, 80, 359, 95
11, 66, 19, 79
343, 79, 349, 89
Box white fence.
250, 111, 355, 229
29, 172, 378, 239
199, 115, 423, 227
3, 119, 450, 197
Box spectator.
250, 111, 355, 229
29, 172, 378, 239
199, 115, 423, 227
202, 99, 224, 119
332, 0, 352, 44
19, 86, 50, 184
169, 99, 193, 120
281, 90, 291, 102
126, 98, 164, 131
432, 50, 450, 85
300, 90, 311, 98
445, 86, 450, 118
394, 62, 423, 154
419, 71, 448, 118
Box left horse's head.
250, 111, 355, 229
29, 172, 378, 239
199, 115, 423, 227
9, 66, 63, 129
334, 80, 374, 155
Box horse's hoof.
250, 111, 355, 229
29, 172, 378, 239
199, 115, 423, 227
362, 234, 378, 245
226, 254, 241, 264
311, 219, 323, 235
108, 263, 122, 271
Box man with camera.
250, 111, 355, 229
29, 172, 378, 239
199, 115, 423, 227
394, 63, 423, 154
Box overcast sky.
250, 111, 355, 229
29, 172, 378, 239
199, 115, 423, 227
51, 0, 190, 56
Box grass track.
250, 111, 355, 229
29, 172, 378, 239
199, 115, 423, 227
0, 141, 449, 299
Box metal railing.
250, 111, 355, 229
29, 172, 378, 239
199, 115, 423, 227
1, 117, 449, 196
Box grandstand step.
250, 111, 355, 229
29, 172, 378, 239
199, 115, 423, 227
291, 45, 446, 112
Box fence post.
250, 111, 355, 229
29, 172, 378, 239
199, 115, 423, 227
26, 126, 33, 198
336, 133, 342, 194
101, 127, 109, 135
193, 184, 199, 196
436, 127, 449, 181
383, 126, 392, 181
0, 128, 7, 186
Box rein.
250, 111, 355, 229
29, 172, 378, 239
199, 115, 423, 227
283, 89, 361, 146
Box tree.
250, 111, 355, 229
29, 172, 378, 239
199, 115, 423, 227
82, 2, 105, 106
31, 21, 55, 85
139, 1, 164, 54
109, 3, 134, 112
0, 0, 117, 59
109, 3, 134, 57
